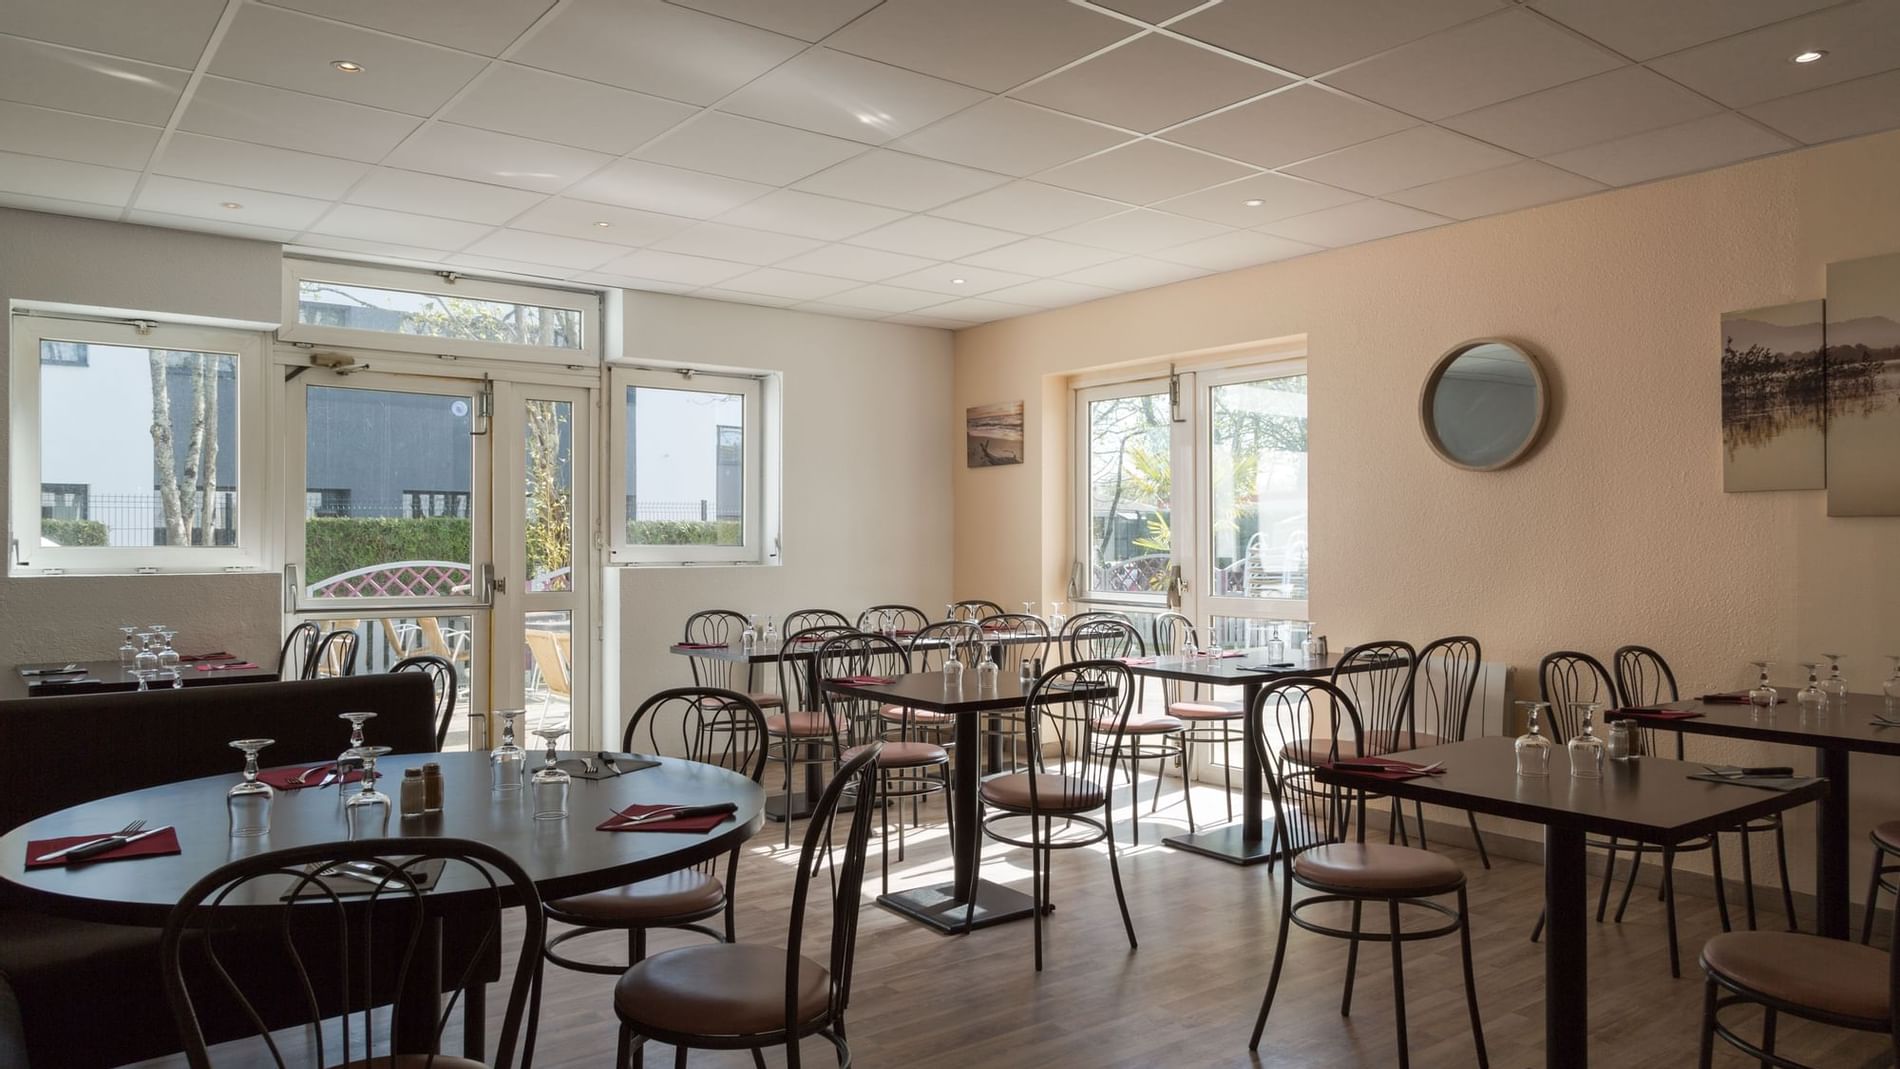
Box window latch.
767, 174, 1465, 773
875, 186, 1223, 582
135, 566, 160, 575
38, 567, 64, 576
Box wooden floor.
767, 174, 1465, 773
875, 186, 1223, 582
143, 779, 1892, 1069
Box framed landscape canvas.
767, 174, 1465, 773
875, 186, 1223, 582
1826, 254, 1900, 516
1721, 301, 1826, 492
967, 401, 1024, 467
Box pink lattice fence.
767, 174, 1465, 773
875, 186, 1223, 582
308, 560, 473, 599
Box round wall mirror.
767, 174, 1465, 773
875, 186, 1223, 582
1419, 339, 1549, 471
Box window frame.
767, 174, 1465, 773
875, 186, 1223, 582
607, 365, 780, 567
8, 314, 268, 576
279, 259, 602, 365
1193, 359, 1310, 625
1072, 376, 1183, 610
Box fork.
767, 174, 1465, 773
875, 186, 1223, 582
35, 820, 145, 863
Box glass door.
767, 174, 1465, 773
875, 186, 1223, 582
1073, 378, 1191, 609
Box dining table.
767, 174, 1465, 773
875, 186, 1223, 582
1316, 737, 1828, 1069
4, 657, 278, 700
1609, 690, 1900, 939
0, 749, 764, 1057
822, 671, 1110, 935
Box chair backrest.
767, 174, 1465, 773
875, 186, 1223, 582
1066, 616, 1144, 663
1414, 636, 1482, 745
776, 625, 857, 713
278, 622, 320, 681
391, 654, 458, 750
524, 629, 572, 699
623, 687, 769, 882
159, 837, 544, 1069
1022, 659, 1135, 812
855, 604, 929, 634
909, 620, 981, 672
786, 743, 881, 1039
1059, 610, 1130, 637
311, 628, 359, 678
1538, 650, 1618, 744
1612, 645, 1678, 706
975, 614, 1049, 679
1152, 611, 1196, 655
816, 633, 910, 747
1249, 678, 1367, 857
1331, 640, 1417, 755
684, 609, 753, 692
947, 599, 1005, 622
784, 608, 850, 634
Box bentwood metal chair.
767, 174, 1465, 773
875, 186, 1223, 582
1070, 618, 1186, 843
784, 608, 850, 634
1863, 823, 1900, 945
769, 625, 856, 848
855, 604, 929, 635
1331, 641, 1418, 845
682, 609, 783, 712
1155, 611, 1245, 826
1617, 643, 1797, 933
1413, 636, 1490, 867
544, 688, 768, 976
974, 613, 1051, 773
277, 621, 320, 681
970, 659, 1139, 971
1059, 610, 1132, 639
1697, 919, 1897, 1068
885, 620, 979, 746
311, 628, 360, 678
948, 599, 1005, 622
160, 837, 544, 1069
613, 745, 880, 1069
392, 653, 458, 750
1246, 679, 1488, 1069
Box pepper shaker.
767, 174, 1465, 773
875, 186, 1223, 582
400, 767, 426, 819
421, 761, 444, 813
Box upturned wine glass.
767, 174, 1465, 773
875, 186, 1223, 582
344, 745, 392, 840
1884, 656, 1900, 708
1748, 661, 1778, 708
135, 633, 159, 673
1515, 702, 1553, 776
227, 738, 275, 837
739, 615, 758, 652
1820, 654, 1849, 704
338, 711, 377, 772
491, 708, 526, 792
156, 629, 181, 672
1566, 704, 1605, 778
118, 626, 139, 666
531, 724, 571, 820
1796, 662, 1826, 711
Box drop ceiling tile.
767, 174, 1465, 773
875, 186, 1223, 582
714, 189, 905, 240
668, 0, 884, 41
928, 181, 1127, 234
0, 150, 137, 206
649, 222, 824, 265
776, 243, 939, 281
260, 0, 557, 57
718, 267, 860, 301
1324, 8, 1622, 120
883, 312, 968, 328
1160, 85, 1417, 168
979, 278, 1119, 308
892, 99, 1133, 176
1154, 229, 1322, 270
636, 113, 867, 185
348, 168, 544, 224
570, 271, 697, 294
596, 248, 753, 286
1386, 160, 1605, 219
0, 101, 160, 170
0, 36, 188, 125
209, 5, 487, 117
1746, 68, 1900, 145
1172, 0, 1506, 76
795, 301, 893, 320
823, 284, 951, 313
154, 133, 368, 199
1153, 172, 1361, 226
510, 197, 694, 246
1060, 256, 1211, 290
0, 190, 123, 220
180, 77, 421, 162
0, 0, 226, 68
915, 296, 1040, 323
1044, 208, 1229, 253
794, 149, 1009, 211
127, 210, 301, 243
462, 228, 626, 270
291, 236, 457, 263
962, 237, 1124, 275
1647, 0, 1900, 109
383, 123, 613, 194
1092, 0, 1206, 23
1530, 0, 1843, 61
442, 65, 696, 156
1259, 199, 1450, 246
1281, 125, 1521, 196
720, 48, 988, 144
512, 0, 803, 105
694, 287, 802, 308
135, 175, 333, 230
1039, 140, 1254, 204
846, 215, 1021, 259
443, 253, 571, 281
569, 159, 772, 218
1440, 66, 1722, 158
825, 0, 1136, 93
306, 204, 494, 249
883, 263, 1037, 296
1012, 33, 1289, 133
1544, 112, 1796, 186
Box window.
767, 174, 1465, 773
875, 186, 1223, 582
280, 259, 601, 364
608, 367, 779, 565
9, 315, 265, 574
1078, 382, 1173, 601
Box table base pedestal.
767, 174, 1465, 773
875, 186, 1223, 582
1161, 821, 1281, 865
876, 879, 1036, 934
763, 792, 865, 822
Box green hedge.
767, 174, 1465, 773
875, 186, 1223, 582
306, 517, 471, 585
627, 519, 741, 546
41, 518, 107, 546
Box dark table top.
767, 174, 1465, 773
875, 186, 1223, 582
5, 658, 279, 701
671, 629, 1052, 665
1612, 693, 1900, 757
1315, 737, 1829, 843
1119, 649, 1386, 685
0, 750, 764, 925
824, 671, 1112, 714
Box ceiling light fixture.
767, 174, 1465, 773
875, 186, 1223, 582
331, 59, 365, 73
951, 278, 966, 285
1791, 50, 1827, 63
1243, 199, 1265, 207
593, 221, 612, 228
220, 201, 242, 210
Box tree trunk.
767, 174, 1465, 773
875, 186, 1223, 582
181, 354, 209, 544
148, 354, 189, 545
200, 357, 221, 545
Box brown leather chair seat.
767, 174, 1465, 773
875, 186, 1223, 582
843, 740, 947, 767
742, 691, 783, 709
980, 772, 1106, 813
614, 943, 829, 1038
1094, 714, 1182, 735
764, 711, 832, 737
1169, 699, 1243, 720
876, 703, 952, 724
1701, 931, 1889, 1023
336, 1056, 488, 1068
1293, 843, 1464, 895
547, 869, 725, 924
1281, 736, 1359, 766
1873, 819, 1900, 852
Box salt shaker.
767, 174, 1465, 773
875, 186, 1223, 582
400, 767, 426, 819
1606, 719, 1632, 761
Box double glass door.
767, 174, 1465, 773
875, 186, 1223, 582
282, 360, 594, 749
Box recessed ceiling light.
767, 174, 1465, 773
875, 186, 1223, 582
1791, 50, 1827, 63
1243, 198, 1265, 207
951, 278, 966, 285
593, 221, 612, 228
331, 60, 365, 73
219, 202, 242, 210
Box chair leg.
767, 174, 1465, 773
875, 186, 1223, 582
880, 773, 891, 897
1466, 810, 1491, 869
1456, 887, 1488, 1068
1249, 880, 1296, 1050
751, 1049, 768, 1069
1107, 810, 1137, 951
781, 743, 795, 850
1614, 843, 1647, 923
1222, 738, 1234, 823
1697, 978, 1717, 1069
1177, 737, 1194, 832
1740, 828, 1759, 929
675, 1045, 689, 1069
1710, 834, 1732, 932
462, 983, 485, 1061
1530, 907, 1544, 943
1773, 822, 1797, 932
1413, 801, 1428, 850
1662, 845, 1681, 979
617, 1025, 632, 1069
1031, 820, 1045, 972
1760, 1006, 1777, 1069
1863, 846, 1885, 945
1388, 899, 1409, 1069
1341, 899, 1364, 1016
1597, 837, 1621, 922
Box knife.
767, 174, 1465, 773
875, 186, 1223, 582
599, 752, 622, 775
21, 664, 81, 676
59, 825, 172, 863
608, 803, 736, 829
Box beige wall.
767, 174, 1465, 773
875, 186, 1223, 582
952, 130, 1900, 897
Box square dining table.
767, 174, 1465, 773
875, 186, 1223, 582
1316, 737, 1828, 1069
1610, 691, 1900, 938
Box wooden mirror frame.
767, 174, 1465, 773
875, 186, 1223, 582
1418, 338, 1551, 472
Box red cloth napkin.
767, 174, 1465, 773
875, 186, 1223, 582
1120, 657, 1157, 665
257, 765, 364, 791
194, 662, 260, 671
1699, 692, 1753, 704
1614, 707, 1705, 721
178, 651, 234, 662
1325, 756, 1445, 782
980, 622, 1009, 632
26, 827, 181, 869
833, 675, 896, 685
674, 642, 728, 650
893, 629, 918, 637
597, 804, 732, 834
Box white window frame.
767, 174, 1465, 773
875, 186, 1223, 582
1072, 376, 1187, 610
280, 259, 602, 365
607, 365, 780, 567
1193, 359, 1310, 626
8, 314, 268, 576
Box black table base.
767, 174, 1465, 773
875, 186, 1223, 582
1161, 821, 1281, 865
1545, 826, 1588, 1069
876, 879, 1037, 934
